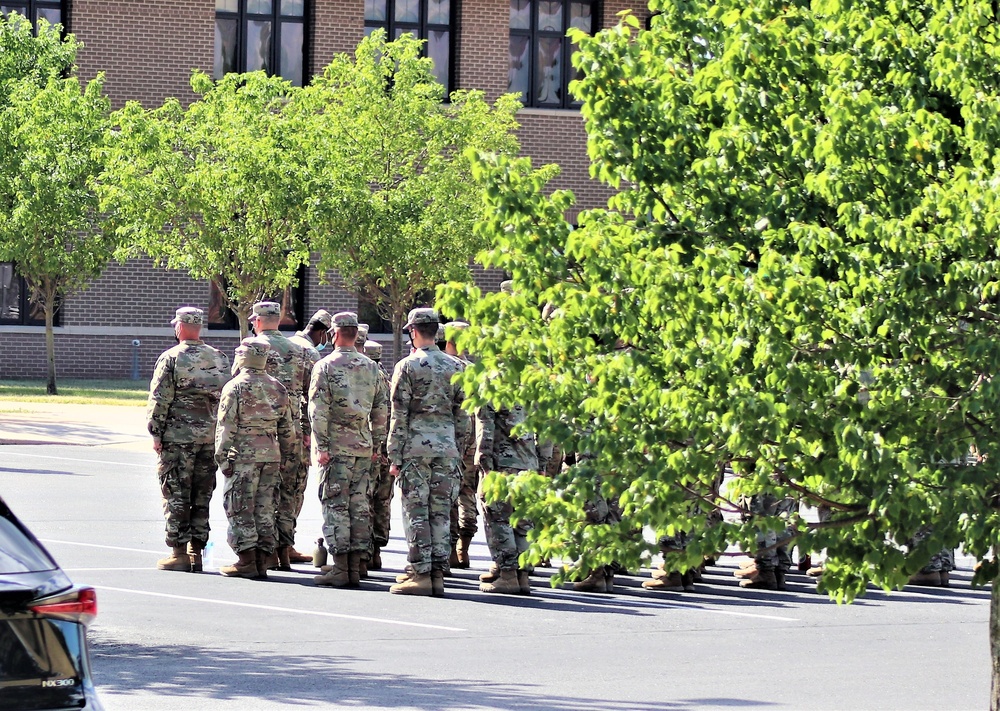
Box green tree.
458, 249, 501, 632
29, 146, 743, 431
294, 32, 520, 360
0, 15, 113, 395
438, 2, 1000, 702
101, 71, 311, 337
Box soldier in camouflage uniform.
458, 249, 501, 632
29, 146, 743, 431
147, 307, 230, 573
475, 402, 547, 595
363, 338, 394, 571
309, 312, 388, 588
443, 321, 478, 569
289, 309, 333, 356
733, 492, 796, 590
387, 308, 467, 597
215, 337, 296, 579
240, 301, 312, 570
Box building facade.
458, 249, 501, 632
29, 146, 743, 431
0, 0, 649, 377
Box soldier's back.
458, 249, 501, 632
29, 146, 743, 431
391, 346, 462, 459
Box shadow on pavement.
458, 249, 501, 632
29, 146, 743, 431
89, 637, 778, 710
0, 465, 91, 476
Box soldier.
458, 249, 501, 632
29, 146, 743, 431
243, 301, 312, 570
443, 321, 478, 569
387, 308, 467, 597
215, 337, 296, 579
475, 402, 546, 595
309, 312, 388, 588
363, 338, 394, 571
147, 307, 230, 573
289, 309, 333, 356
356, 323, 369, 349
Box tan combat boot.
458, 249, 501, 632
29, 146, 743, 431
359, 556, 369, 580
643, 571, 684, 591
739, 569, 778, 590
604, 572, 616, 593
369, 547, 383, 571
254, 549, 272, 580
157, 546, 191, 572
315, 554, 350, 587
287, 546, 313, 564
517, 569, 531, 595
908, 570, 942, 587
480, 568, 520, 594
682, 570, 697, 592
573, 569, 607, 593
479, 563, 500, 583
187, 543, 204, 573
220, 549, 257, 578
275, 546, 293, 572
431, 570, 445, 597
455, 535, 473, 568
347, 552, 362, 587
449, 545, 460, 569
390, 572, 433, 595
396, 565, 415, 583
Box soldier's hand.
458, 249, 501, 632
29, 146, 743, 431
390, 464, 400, 478
317, 451, 330, 467
303, 434, 311, 450
220, 463, 233, 478
152, 437, 162, 454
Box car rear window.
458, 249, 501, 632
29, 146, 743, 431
0, 518, 57, 574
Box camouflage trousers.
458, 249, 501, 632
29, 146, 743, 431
480, 468, 531, 571
157, 442, 217, 548
398, 457, 459, 575
449, 454, 480, 544
223, 460, 279, 554
319, 455, 372, 555
910, 526, 956, 573
742, 493, 796, 572
274, 439, 305, 547
368, 454, 393, 552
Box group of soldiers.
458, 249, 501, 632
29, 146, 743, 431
147, 297, 552, 597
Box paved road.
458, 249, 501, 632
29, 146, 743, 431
0, 444, 990, 710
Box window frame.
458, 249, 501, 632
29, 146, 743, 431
0, 263, 59, 327
509, 0, 599, 110
364, 0, 456, 96
0, 0, 66, 33
207, 266, 307, 333
214, 0, 309, 87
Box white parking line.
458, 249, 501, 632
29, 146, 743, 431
41, 539, 164, 555
64, 567, 158, 572
94, 585, 468, 632
3, 451, 152, 468
542, 590, 799, 622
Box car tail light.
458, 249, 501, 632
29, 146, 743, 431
29, 587, 97, 626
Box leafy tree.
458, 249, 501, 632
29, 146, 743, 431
439, 1, 1000, 702
100, 71, 310, 337
0, 15, 113, 395
293, 32, 520, 360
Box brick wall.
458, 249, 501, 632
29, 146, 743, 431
311, 0, 363, 74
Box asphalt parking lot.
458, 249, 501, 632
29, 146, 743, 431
0, 443, 990, 710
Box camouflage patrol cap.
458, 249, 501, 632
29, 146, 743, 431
402, 307, 439, 332
435, 323, 446, 342
500, 280, 514, 294
250, 301, 281, 320
307, 309, 333, 330
363, 339, 382, 361
357, 323, 370, 345
237, 336, 270, 369
171, 306, 204, 326
445, 320, 469, 341
333, 311, 359, 328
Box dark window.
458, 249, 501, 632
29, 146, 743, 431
364, 0, 454, 94
358, 289, 434, 334
509, 0, 596, 109
0, 264, 57, 327
207, 267, 306, 332
0, 0, 64, 31
214, 0, 307, 87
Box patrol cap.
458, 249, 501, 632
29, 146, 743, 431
171, 306, 204, 326
500, 280, 514, 294
307, 309, 333, 330
436, 323, 446, 342
445, 321, 469, 340
363, 339, 382, 361
402, 307, 439, 332
238, 336, 270, 369
333, 311, 359, 328
357, 323, 370, 345
250, 301, 281, 320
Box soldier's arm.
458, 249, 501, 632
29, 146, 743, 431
536, 437, 553, 474
300, 350, 320, 438
474, 405, 495, 472
308, 364, 331, 464
146, 354, 175, 448
386, 364, 411, 467
370, 364, 389, 456
214, 385, 238, 474
277, 396, 296, 465
451, 373, 469, 447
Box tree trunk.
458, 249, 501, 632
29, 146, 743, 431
44, 296, 57, 395
236, 304, 251, 339
391, 309, 405, 365
991, 576, 1000, 710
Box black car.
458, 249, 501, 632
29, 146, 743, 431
0, 496, 104, 710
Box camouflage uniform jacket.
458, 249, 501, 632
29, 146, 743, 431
288, 331, 322, 437
387, 344, 467, 466
446, 353, 475, 460
475, 403, 545, 472
215, 368, 296, 465
233, 329, 312, 434
308, 346, 388, 458
147, 340, 230, 445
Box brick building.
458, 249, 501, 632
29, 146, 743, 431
0, 0, 649, 378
